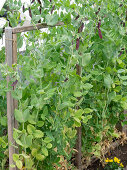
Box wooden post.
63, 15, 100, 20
12, 33, 19, 158
75, 64, 82, 170
5, 27, 16, 170
12, 33, 18, 130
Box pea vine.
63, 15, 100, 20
0, 0, 127, 169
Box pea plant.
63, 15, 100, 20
0, 0, 127, 169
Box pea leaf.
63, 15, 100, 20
74, 91, 82, 97
46, 143, 52, 149
84, 108, 93, 114
104, 74, 112, 89
14, 109, 30, 123
13, 154, 19, 162
27, 124, 36, 135
45, 14, 58, 26
34, 130, 44, 138
36, 154, 45, 161
75, 109, 84, 118
42, 147, 48, 156
44, 137, 52, 143
16, 160, 22, 169
82, 53, 91, 66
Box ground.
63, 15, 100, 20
87, 144, 127, 170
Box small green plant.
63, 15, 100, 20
104, 157, 124, 170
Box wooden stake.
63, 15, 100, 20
12, 34, 19, 158
5, 27, 16, 170
12, 33, 18, 129
75, 64, 82, 170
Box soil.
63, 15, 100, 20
87, 144, 127, 170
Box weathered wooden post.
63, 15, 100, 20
5, 27, 18, 170
5, 27, 16, 170
75, 64, 82, 170
12, 33, 18, 131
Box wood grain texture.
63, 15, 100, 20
5, 27, 16, 170
12, 21, 64, 34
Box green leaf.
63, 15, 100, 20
28, 114, 36, 125
1, 116, 7, 126
11, 89, 22, 100
75, 109, 84, 118
41, 106, 49, 120
117, 59, 122, 64
94, 150, 101, 157
15, 139, 23, 146
108, 91, 116, 101
34, 130, 44, 138
20, 134, 33, 148
25, 158, 34, 168
44, 137, 52, 143
111, 132, 119, 138
46, 143, 52, 149
37, 89, 45, 94
74, 117, 81, 127
83, 115, 92, 124
10, 164, 16, 168
58, 101, 74, 110
14, 109, 30, 123
113, 95, 122, 102
82, 53, 91, 66
74, 91, 82, 97
32, 148, 37, 156
121, 102, 127, 109
36, 121, 44, 127
104, 74, 112, 89
25, 135, 33, 147
67, 129, 77, 138
13, 154, 19, 162
36, 154, 45, 161
122, 81, 127, 86
27, 124, 36, 135
117, 69, 125, 73
122, 121, 127, 126
45, 14, 58, 26
17, 35, 23, 49
43, 106, 48, 115
82, 83, 93, 90
120, 76, 127, 80
84, 108, 93, 114
42, 147, 48, 156
16, 160, 22, 169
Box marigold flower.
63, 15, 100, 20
105, 159, 109, 163
105, 158, 113, 163
105, 158, 109, 162
114, 157, 120, 164
109, 159, 113, 162
120, 163, 124, 167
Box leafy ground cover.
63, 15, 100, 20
0, 0, 127, 169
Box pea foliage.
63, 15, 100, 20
0, 0, 127, 169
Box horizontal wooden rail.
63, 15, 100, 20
12, 21, 64, 34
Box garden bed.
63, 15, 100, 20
84, 134, 127, 170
